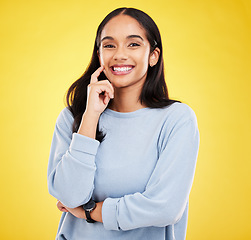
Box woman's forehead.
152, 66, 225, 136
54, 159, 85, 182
100, 15, 147, 40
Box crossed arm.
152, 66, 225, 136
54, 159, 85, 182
57, 200, 104, 223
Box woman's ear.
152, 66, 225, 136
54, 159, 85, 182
149, 47, 160, 67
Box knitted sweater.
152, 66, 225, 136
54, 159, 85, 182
47, 102, 200, 240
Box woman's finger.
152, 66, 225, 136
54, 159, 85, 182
94, 80, 114, 99
90, 65, 105, 84
103, 92, 110, 105
61, 208, 69, 213
57, 200, 69, 212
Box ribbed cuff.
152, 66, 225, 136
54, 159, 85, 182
69, 133, 100, 155
102, 198, 120, 231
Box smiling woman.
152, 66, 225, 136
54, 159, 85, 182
98, 14, 160, 95
47, 7, 199, 240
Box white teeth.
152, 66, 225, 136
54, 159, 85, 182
113, 67, 132, 72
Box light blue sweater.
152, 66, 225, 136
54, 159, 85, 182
47, 102, 199, 240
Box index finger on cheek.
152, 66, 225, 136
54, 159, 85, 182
90, 66, 105, 84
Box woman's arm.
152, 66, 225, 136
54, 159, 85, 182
100, 110, 200, 231
48, 66, 114, 208
57, 200, 104, 223
47, 108, 100, 208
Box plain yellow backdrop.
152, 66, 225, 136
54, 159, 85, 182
0, 0, 250, 239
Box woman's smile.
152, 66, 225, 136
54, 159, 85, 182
110, 64, 135, 75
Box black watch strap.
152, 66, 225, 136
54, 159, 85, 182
85, 210, 96, 223
82, 199, 96, 223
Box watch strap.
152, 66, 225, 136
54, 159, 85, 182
85, 210, 96, 223
83, 199, 96, 223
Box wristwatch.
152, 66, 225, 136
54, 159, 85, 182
82, 199, 96, 223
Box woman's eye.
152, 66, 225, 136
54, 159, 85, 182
103, 44, 115, 48
129, 43, 140, 47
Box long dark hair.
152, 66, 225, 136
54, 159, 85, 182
66, 7, 180, 141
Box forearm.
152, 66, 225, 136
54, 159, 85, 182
91, 201, 103, 223
77, 111, 100, 139
64, 201, 104, 223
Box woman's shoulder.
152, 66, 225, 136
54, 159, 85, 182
166, 102, 197, 117
159, 102, 198, 124
55, 107, 74, 129
157, 102, 199, 146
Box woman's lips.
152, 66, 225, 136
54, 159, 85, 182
110, 65, 134, 75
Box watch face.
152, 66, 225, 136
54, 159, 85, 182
84, 200, 96, 211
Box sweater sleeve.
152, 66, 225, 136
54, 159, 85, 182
102, 107, 200, 231
47, 108, 100, 208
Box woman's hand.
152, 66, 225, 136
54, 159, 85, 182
57, 200, 69, 213
65, 206, 86, 219
77, 65, 114, 138
86, 65, 114, 116
57, 200, 86, 219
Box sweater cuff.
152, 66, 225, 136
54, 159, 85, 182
102, 198, 120, 231
69, 133, 100, 155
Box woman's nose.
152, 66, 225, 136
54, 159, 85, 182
113, 47, 128, 61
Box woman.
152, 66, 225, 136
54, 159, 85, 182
48, 7, 200, 240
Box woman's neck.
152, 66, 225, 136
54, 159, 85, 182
108, 87, 147, 113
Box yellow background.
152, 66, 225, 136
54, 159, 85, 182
0, 0, 250, 239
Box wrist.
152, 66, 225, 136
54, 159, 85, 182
84, 109, 101, 119
90, 201, 103, 223
77, 111, 100, 139
78, 208, 86, 219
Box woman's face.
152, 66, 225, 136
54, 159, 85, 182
98, 14, 159, 90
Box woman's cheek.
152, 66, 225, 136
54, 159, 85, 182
98, 51, 106, 65
103, 69, 109, 79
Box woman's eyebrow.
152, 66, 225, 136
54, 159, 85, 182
101, 36, 114, 42
126, 35, 144, 41
101, 35, 144, 42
